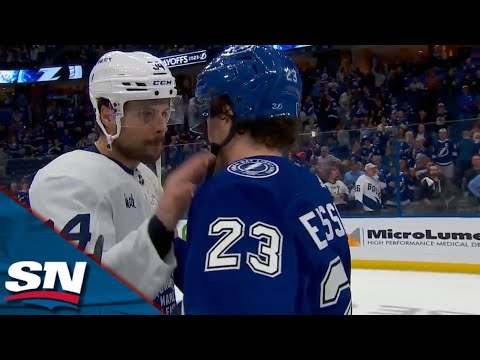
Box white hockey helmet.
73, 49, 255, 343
89, 50, 184, 148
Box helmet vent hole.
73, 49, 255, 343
136, 82, 146, 87
170, 90, 173, 95
122, 82, 131, 86
155, 91, 159, 96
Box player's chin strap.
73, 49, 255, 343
96, 109, 122, 150
107, 114, 123, 150
209, 115, 239, 156
207, 124, 238, 177
210, 129, 237, 156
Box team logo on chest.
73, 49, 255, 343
227, 158, 279, 178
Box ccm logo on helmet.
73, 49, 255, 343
4, 261, 87, 307
153, 80, 173, 86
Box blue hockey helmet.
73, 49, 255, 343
188, 45, 303, 133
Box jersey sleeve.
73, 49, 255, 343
184, 181, 298, 314
173, 236, 188, 291
29, 169, 176, 300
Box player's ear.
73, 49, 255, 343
100, 105, 115, 134
222, 104, 234, 124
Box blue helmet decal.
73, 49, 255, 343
194, 45, 302, 123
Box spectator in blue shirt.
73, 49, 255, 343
467, 172, 480, 198
343, 160, 364, 191
457, 130, 477, 181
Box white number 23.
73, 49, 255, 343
205, 217, 282, 277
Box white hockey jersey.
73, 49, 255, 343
325, 180, 350, 205
353, 174, 385, 212
29, 146, 177, 304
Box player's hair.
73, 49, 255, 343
236, 118, 298, 151
211, 95, 299, 151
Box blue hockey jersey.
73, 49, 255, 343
385, 171, 414, 206
432, 139, 457, 166
180, 155, 352, 315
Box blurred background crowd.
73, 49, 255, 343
1, 44, 479, 217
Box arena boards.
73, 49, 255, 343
177, 216, 480, 274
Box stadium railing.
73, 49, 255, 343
1, 117, 479, 219
296, 116, 480, 218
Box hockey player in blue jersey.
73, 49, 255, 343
178, 45, 352, 315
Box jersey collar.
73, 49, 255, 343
83, 145, 135, 176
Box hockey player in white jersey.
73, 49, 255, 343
353, 163, 386, 212
29, 51, 215, 314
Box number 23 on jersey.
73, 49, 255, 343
205, 202, 351, 312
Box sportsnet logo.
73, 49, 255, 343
4, 261, 87, 310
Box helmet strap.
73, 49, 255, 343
106, 135, 114, 150
206, 122, 237, 177
209, 121, 237, 156
100, 113, 122, 151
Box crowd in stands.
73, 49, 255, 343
292, 53, 480, 215
1, 45, 480, 216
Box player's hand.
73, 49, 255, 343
156, 152, 216, 230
